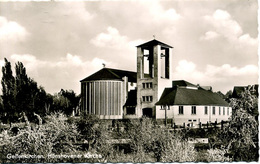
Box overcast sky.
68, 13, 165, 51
0, 0, 258, 95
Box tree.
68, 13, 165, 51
0, 97, 3, 120
33, 86, 53, 116
74, 114, 112, 162
60, 89, 80, 116
76, 114, 107, 150
218, 87, 259, 161
14, 61, 50, 121
1, 59, 51, 123
1, 58, 16, 123
224, 90, 233, 103
231, 86, 258, 118
52, 89, 80, 116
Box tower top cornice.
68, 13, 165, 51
136, 39, 173, 49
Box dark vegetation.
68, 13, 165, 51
0, 58, 80, 124
0, 58, 258, 162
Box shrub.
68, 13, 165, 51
207, 148, 232, 162
126, 118, 197, 162
0, 112, 79, 163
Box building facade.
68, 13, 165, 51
155, 80, 231, 127
132, 40, 173, 118
80, 39, 231, 124
80, 68, 137, 119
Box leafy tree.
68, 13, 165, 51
231, 86, 258, 118
73, 114, 112, 162
15, 62, 36, 118
33, 86, 53, 116
60, 89, 80, 115
1, 58, 16, 123
218, 87, 259, 161
215, 90, 233, 103
14, 61, 50, 121
51, 89, 80, 116
225, 90, 233, 103
1, 59, 52, 123
0, 97, 3, 120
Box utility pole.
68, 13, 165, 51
164, 105, 167, 127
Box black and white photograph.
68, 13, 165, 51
0, 0, 258, 163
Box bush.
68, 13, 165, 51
207, 148, 232, 162
126, 118, 197, 162
0, 112, 79, 163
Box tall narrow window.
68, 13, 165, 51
213, 107, 215, 115
149, 96, 153, 102
191, 106, 196, 115
142, 96, 153, 102
204, 106, 208, 115
160, 48, 169, 79
223, 107, 225, 115
227, 108, 229, 115
179, 106, 184, 114
142, 82, 153, 89
219, 107, 221, 115
142, 96, 145, 102
143, 49, 149, 75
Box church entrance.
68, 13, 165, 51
142, 108, 153, 118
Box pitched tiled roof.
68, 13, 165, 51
80, 68, 138, 82
232, 85, 259, 98
156, 86, 229, 106
172, 80, 198, 88
232, 86, 246, 98
137, 39, 173, 49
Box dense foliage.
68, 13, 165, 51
0, 113, 233, 163
0, 59, 80, 124
218, 87, 259, 161
52, 89, 80, 116
0, 113, 79, 163
125, 118, 197, 162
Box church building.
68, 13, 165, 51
80, 39, 231, 124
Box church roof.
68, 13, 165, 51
156, 84, 229, 106
172, 80, 198, 88
137, 39, 173, 49
80, 68, 140, 82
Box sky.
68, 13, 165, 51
0, 0, 258, 95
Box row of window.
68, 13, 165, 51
177, 106, 229, 115
142, 96, 153, 102
142, 82, 153, 89
207, 106, 229, 115
178, 106, 197, 114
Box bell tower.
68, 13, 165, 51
136, 39, 173, 118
